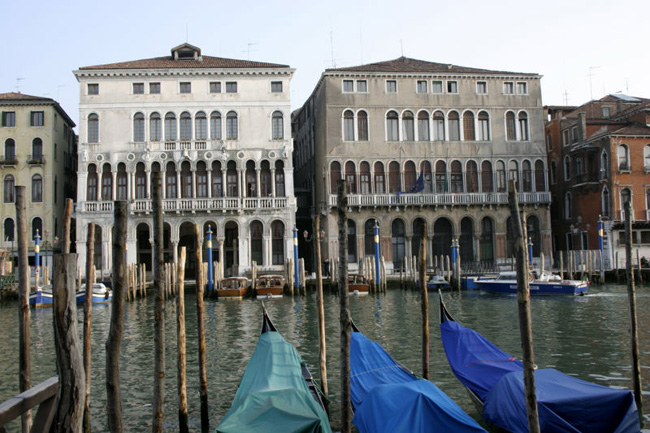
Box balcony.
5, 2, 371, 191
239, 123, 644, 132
327, 191, 552, 208
81, 196, 293, 215
0, 156, 17, 166
27, 155, 45, 166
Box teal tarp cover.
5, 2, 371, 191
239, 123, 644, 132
216, 331, 332, 433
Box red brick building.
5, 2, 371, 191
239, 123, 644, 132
545, 94, 650, 269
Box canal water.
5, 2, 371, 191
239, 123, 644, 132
0, 283, 649, 431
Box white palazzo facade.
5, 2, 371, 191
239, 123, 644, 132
74, 43, 296, 277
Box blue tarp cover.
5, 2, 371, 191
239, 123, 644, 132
440, 319, 640, 433
216, 331, 332, 433
350, 331, 486, 433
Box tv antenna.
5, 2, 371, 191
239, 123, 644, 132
329, 31, 337, 68
588, 66, 600, 100
15, 77, 24, 92
242, 42, 258, 60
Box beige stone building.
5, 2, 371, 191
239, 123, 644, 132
292, 57, 551, 273
73, 44, 296, 277
0, 92, 77, 271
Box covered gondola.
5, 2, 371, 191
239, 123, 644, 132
438, 292, 640, 433
350, 322, 486, 433
216, 309, 331, 433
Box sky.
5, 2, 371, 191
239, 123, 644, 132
2, 0, 650, 129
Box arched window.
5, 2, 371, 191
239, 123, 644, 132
564, 192, 572, 219
359, 161, 371, 194
135, 162, 147, 199
478, 111, 490, 141
195, 111, 207, 140
600, 150, 608, 179
32, 217, 42, 241
388, 161, 400, 193
227, 161, 238, 197
3, 175, 14, 203
404, 160, 416, 190
4, 138, 15, 162
275, 160, 285, 197
343, 110, 354, 141
116, 164, 128, 200
433, 111, 445, 140
165, 162, 177, 198
271, 220, 285, 265
226, 111, 238, 139
164, 112, 177, 141
245, 160, 257, 197
250, 221, 263, 265
133, 113, 145, 142
386, 111, 399, 141
210, 111, 222, 140
272, 111, 284, 140
509, 160, 519, 190
467, 160, 478, 193
435, 160, 447, 193
518, 112, 529, 140
212, 161, 223, 197
450, 160, 463, 192
564, 155, 571, 180
32, 138, 43, 160
357, 111, 368, 141
101, 163, 112, 200
421, 160, 433, 192
181, 161, 192, 198
448, 111, 460, 141
345, 161, 357, 194
32, 174, 43, 202
391, 219, 406, 270
402, 111, 414, 141
618, 144, 629, 171
4, 218, 14, 242
196, 161, 208, 198
527, 216, 541, 256
505, 111, 516, 141
260, 160, 272, 197
463, 111, 475, 141
534, 160, 545, 192
150, 113, 161, 141
481, 160, 493, 192
480, 217, 494, 263
330, 161, 341, 194
496, 160, 506, 192
347, 220, 357, 263
522, 160, 532, 192
180, 112, 192, 140
87, 164, 98, 201
601, 187, 610, 217
88, 113, 99, 143
374, 162, 385, 194
417, 111, 430, 141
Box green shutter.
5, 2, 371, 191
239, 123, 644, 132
1, 112, 5, 127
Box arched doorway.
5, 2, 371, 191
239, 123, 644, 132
433, 218, 452, 258
224, 221, 239, 276
179, 222, 197, 278
136, 223, 151, 270
527, 216, 541, 257
391, 219, 406, 270
480, 217, 494, 264
411, 218, 427, 260
459, 217, 474, 264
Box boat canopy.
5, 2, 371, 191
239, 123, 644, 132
440, 317, 640, 433
350, 331, 486, 433
216, 331, 331, 433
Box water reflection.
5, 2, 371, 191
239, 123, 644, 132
0, 284, 648, 431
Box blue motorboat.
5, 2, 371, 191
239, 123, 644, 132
350, 323, 486, 433
29, 286, 53, 308
439, 293, 640, 433
476, 271, 588, 295
76, 283, 112, 304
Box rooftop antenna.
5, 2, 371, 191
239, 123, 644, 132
563, 89, 569, 106
242, 42, 258, 60
625, 77, 630, 95
329, 31, 337, 68
15, 77, 24, 92
588, 66, 600, 100
400, 39, 404, 57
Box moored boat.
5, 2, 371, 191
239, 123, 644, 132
350, 322, 486, 433
476, 270, 588, 295
77, 283, 112, 304
216, 309, 331, 433
29, 286, 53, 308
438, 293, 641, 433
255, 275, 285, 299
348, 273, 370, 295
426, 274, 449, 290
218, 277, 250, 300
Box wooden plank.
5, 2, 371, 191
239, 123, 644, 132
0, 376, 58, 426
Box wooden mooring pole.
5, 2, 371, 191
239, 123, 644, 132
15, 186, 31, 433
624, 201, 644, 422
314, 214, 328, 401
195, 224, 209, 432
176, 247, 189, 433
508, 179, 541, 433
419, 226, 429, 380
106, 201, 127, 433
83, 222, 95, 432
337, 179, 352, 433
152, 171, 165, 433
